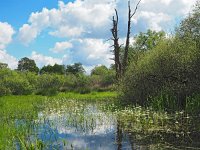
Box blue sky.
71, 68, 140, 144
0, 0, 58, 28
0, 0, 197, 72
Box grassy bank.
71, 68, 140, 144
54, 91, 117, 100
0, 91, 117, 149
1, 91, 200, 149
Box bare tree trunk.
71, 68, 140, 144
111, 0, 141, 79
123, 0, 141, 75
116, 119, 123, 150
123, 1, 131, 75
111, 9, 122, 79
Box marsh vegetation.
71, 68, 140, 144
0, 1, 200, 150
1, 94, 200, 149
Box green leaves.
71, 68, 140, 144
66, 62, 85, 75
17, 57, 39, 73
121, 2, 200, 111
134, 29, 166, 51
40, 64, 65, 75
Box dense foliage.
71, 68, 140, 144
0, 64, 115, 96
121, 2, 200, 112
40, 64, 65, 75
17, 57, 39, 73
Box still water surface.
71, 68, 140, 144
35, 102, 135, 149
16, 99, 200, 149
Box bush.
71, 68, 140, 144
3, 77, 33, 95
76, 87, 91, 94
0, 70, 33, 95
60, 74, 77, 92
74, 74, 91, 94
122, 37, 200, 110
0, 86, 11, 96
36, 74, 62, 96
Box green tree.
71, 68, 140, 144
66, 63, 85, 75
121, 3, 200, 109
177, 1, 200, 48
17, 57, 39, 73
0, 62, 8, 69
0, 69, 33, 95
134, 29, 166, 51
36, 74, 62, 96
91, 65, 108, 75
90, 65, 115, 89
40, 64, 65, 74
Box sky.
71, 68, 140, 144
0, 0, 197, 72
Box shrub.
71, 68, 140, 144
0, 70, 33, 95
0, 86, 11, 96
122, 37, 200, 110
36, 74, 62, 96
3, 77, 33, 95
74, 74, 91, 94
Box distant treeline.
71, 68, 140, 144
0, 62, 115, 96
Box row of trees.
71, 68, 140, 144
0, 63, 115, 96
15, 57, 86, 75
121, 1, 200, 111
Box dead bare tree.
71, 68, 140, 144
123, 0, 142, 74
111, 0, 141, 79
111, 9, 122, 79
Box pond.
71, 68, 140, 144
1, 96, 200, 149
35, 101, 129, 150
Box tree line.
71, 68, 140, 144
14, 57, 86, 75
0, 60, 115, 96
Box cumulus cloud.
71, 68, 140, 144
0, 22, 17, 69
0, 22, 15, 49
138, 0, 196, 15
18, 0, 115, 45
132, 11, 171, 31
16, 0, 197, 70
30, 51, 63, 67
0, 50, 18, 69
49, 26, 84, 38
50, 41, 73, 53
18, 24, 40, 45
116, 0, 196, 34
70, 38, 113, 66
18, 0, 196, 44
17, 0, 196, 42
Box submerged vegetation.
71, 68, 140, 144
0, 1, 200, 150
1, 94, 200, 149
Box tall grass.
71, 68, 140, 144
1, 92, 200, 149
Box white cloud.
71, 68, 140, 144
116, 0, 196, 33
0, 50, 18, 69
30, 51, 63, 68
50, 41, 73, 53
0, 22, 15, 49
18, 0, 115, 45
18, 0, 197, 44
49, 26, 84, 38
70, 38, 113, 66
139, 0, 196, 15
16, 0, 197, 70
0, 22, 17, 69
18, 7, 61, 45
18, 24, 40, 45
132, 11, 171, 31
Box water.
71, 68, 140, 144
0, 99, 200, 150
35, 102, 134, 150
